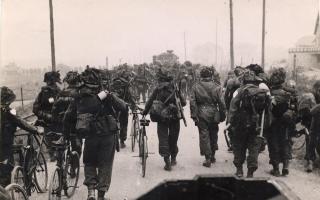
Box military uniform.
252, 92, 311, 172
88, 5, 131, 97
64, 68, 127, 200
52, 71, 82, 156
190, 67, 226, 167
111, 76, 136, 148
228, 70, 270, 178
267, 69, 297, 176
0, 87, 39, 187
143, 70, 186, 171
33, 71, 61, 161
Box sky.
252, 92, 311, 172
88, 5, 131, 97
0, 0, 319, 69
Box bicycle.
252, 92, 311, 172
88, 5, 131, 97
138, 115, 150, 177
11, 130, 48, 196
130, 107, 143, 152
47, 132, 80, 200
0, 183, 29, 200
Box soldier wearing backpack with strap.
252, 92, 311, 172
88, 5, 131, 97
267, 68, 298, 177
64, 68, 127, 200
190, 67, 226, 168
142, 68, 186, 171
229, 69, 271, 178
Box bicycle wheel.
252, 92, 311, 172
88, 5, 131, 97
141, 135, 148, 178
48, 167, 61, 200
11, 166, 25, 187
33, 152, 48, 192
5, 183, 29, 200
131, 120, 137, 152
64, 151, 80, 198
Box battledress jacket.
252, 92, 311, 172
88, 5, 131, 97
143, 81, 186, 119
1, 108, 38, 161
63, 89, 127, 136
190, 78, 226, 123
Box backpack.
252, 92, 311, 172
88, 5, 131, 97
271, 88, 291, 118
150, 88, 176, 122
298, 93, 316, 115
240, 84, 269, 115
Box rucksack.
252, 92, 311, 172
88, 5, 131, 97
150, 88, 176, 122
298, 93, 316, 116
271, 88, 291, 118
240, 84, 269, 115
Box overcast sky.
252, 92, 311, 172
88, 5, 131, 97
0, 0, 319, 69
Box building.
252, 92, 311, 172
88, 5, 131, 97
289, 14, 320, 70
152, 50, 179, 66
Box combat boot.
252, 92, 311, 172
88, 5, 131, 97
202, 155, 211, 168
97, 191, 110, 200
306, 160, 313, 173
87, 188, 95, 200
120, 141, 126, 148
247, 168, 255, 178
235, 166, 244, 178
270, 164, 280, 177
282, 160, 289, 176
164, 157, 171, 171
171, 156, 177, 166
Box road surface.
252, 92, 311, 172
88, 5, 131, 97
30, 104, 320, 200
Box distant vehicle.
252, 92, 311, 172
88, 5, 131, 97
153, 50, 179, 66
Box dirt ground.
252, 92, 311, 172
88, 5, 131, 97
23, 103, 320, 200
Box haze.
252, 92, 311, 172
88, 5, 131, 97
0, 0, 319, 69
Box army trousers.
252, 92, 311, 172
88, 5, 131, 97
157, 120, 180, 158
267, 120, 292, 165
305, 131, 320, 161
137, 87, 147, 103
197, 120, 219, 157
119, 111, 129, 142
233, 127, 261, 170
83, 134, 115, 192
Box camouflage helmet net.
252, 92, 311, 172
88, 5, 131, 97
1, 86, 16, 105
200, 66, 213, 78
269, 67, 286, 86
44, 71, 61, 83
63, 71, 80, 85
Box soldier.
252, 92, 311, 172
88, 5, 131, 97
0, 87, 42, 187
64, 68, 127, 200
111, 71, 136, 148
190, 67, 226, 167
52, 71, 82, 166
305, 80, 320, 172
135, 64, 149, 103
267, 68, 297, 176
33, 71, 61, 161
229, 70, 270, 178
224, 66, 245, 152
142, 69, 186, 171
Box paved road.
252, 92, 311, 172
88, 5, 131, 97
32, 105, 320, 200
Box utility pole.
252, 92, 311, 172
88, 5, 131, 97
184, 31, 187, 61
215, 19, 218, 66
49, 0, 56, 71
229, 0, 235, 70
261, 0, 266, 68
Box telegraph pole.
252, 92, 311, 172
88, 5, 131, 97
261, 0, 266, 68
215, 19, 218, 66
184, 31, 187, 61
49, 0, 56, 71
229, 0, 235, 70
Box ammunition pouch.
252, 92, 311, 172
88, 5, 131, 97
75, 113, 95, 136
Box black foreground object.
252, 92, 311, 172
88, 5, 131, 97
137, 175, 300, 200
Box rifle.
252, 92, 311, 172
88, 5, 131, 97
174, 82, 187, 127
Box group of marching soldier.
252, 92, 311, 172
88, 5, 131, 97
1, 61, 320, 200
